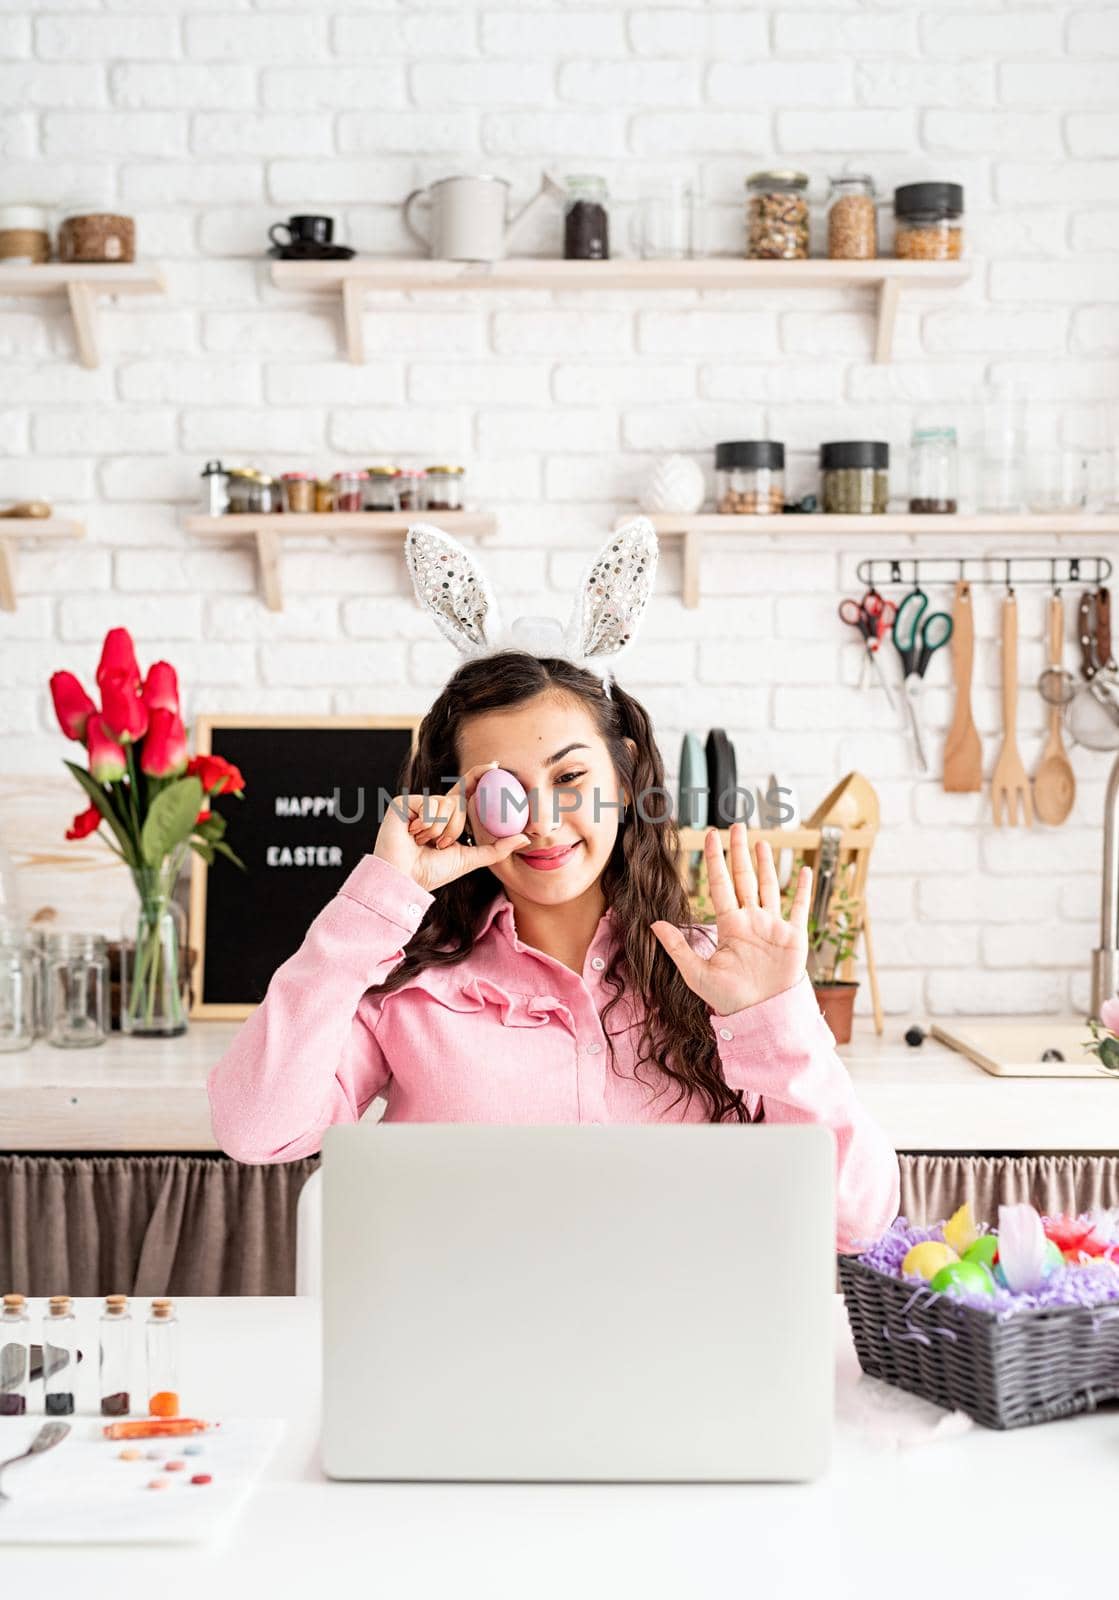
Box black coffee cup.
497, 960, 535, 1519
269, 214, 334, 249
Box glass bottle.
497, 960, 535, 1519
43, 1295, 78, 1416
146, 1298, 180, 1418
0, 1293, 31, 1415
980, 384, 1025, 513
563, 175, 609, 261
893, 182, 964, 261
826, 174, 877, 260
99, 1293, 132, 1417
908, 425, 959, 513
45, 930, 108, 1048
0, 927, 35, 1052
119, 895, 186, 1038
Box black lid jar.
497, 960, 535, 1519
715, 440, 785, 515
893, 182, 964, 261
819, 441, 889, 515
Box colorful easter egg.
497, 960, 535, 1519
943, 1202, 980, 1257
474, 766, 529, 839
962, 1234, 999, 1269
901, 1241, 959, 1280
929, 1259, 996, 1298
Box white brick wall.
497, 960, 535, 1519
2, 0, 1118, 1019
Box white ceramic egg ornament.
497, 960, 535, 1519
639, 454, 706, 516
474, 766, 530, 839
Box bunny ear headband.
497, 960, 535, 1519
404, 515, 659, 699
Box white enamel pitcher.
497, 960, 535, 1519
403, 171, 565, 262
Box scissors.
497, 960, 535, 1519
838, 589, 898, 709
892, 587, 954, 772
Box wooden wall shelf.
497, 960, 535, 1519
184, 511, 498, 611
624, 513, 1119, 609
0, 263, 165, 368
270, 256, 971, 365
0, 518, 84, 612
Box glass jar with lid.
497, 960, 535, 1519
746, 170, 809, 260
820, 441, 890, 515
894, 183, 964, 261
0, 927, 35, 1053
908, 426, 958, 513
280, 471, 315, 514
332, 469, 367, 513
424, 465, 465, 512
45, 931, 108, 1049
395, 467, 425, 512
563, 175, 610, 261
363, 466, 399, 513
826, 174, 878, 260
715, 441, 785, 515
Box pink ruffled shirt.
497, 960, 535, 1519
206, 852, 900, 1253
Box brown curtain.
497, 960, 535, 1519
899, 1153, 1119, 1227
0, 1154, 320, 1297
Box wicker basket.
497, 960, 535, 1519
838, 1253, 1119, 1429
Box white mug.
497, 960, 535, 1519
403, 175, 511, 263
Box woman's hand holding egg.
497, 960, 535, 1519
375, 761, 529, 895
649, 822, 813, 1017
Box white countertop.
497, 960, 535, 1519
0, 1295, 1111, 1596
1, 1015, 1116, 1154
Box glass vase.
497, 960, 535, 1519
120, 872, 188, 1037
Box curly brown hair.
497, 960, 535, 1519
366, 650, 760, 1123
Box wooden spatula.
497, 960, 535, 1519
943, 579, 982, 791
990, 590, 1033, 827
1033, 592, 1076, 825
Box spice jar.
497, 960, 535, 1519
225, 468, 257, 514
424, 465, 465, 512
894, 183, 964, 261
280, 471, 315, 514
333, 469, 367, 512
826, 175, 877, 260
715, 441, 785, 515
314, 478, 333, 514
563, 175, 610, 261
44, 930, 108, 1049
395, 467, 425, 512
746, 170, 809, 260
908, 426, 958, 513
200, 459, 229, 517
58, 209, 135, 264
363, 466, 399, 513
820, 441, 890, 515
0, 204, 50, 265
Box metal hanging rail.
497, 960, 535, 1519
854, 553, 1113, 592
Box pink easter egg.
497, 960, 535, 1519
474, 767, 529, 839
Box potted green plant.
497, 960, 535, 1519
781, 856, 862, 1044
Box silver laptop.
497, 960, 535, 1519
320, 1121, 835, 1483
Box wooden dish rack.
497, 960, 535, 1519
674, 772, 883, 1036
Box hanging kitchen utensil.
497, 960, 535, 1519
942, 578, 982, 792
1033, 591, 1076, 826
677, 731, 707, 893
704, 728, 738, 827
1091, 585, 1119, 710
990, 587, 1033, 826
838, 588, 897, 709
891, 585, 953, 773
1063, 589, 1119, 752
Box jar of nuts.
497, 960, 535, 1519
826, 174, 877, 260
746, 171, 809, 261
716, 441, 785, 515
894, 183, 964, 261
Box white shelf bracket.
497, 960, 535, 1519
342, 278, 365, 365
254, 524, 283, 612
874, 278, 902, 364
66, 281, 99, 368
0, 537, 16, 612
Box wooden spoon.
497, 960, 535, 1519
942, 579, 982, 792
1033, 592, 1076, 825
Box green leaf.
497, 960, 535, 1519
195, 811, 227, 841
189, 839, 214, 865
212, 838, 247, 872
1098, 1037, 1119, 1074
63, 759, 139, 866
140, 776, 203, 867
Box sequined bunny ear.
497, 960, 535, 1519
563, 516, 659, 672
404, 522, 503, 659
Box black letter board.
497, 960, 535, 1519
188, 714, 420, 1017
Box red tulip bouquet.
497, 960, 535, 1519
50, 627, 246, 1035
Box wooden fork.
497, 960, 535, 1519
990, 590, 1033, 827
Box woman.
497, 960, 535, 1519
207, 645, 900, 1255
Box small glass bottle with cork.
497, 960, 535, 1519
99, 1292, 132, 1416
147, 1297, 180, 1418
43, 1295, 78, 1415
0, 1292, 30, 1415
